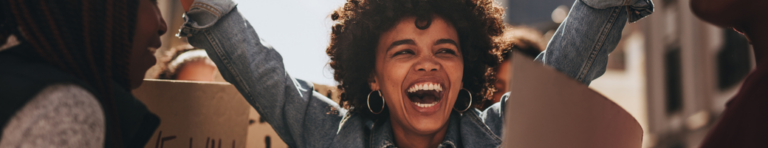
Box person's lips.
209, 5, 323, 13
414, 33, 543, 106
147, 38, 162, 53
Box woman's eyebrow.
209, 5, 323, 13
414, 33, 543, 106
434, 39, 458, 47
387, 39, 416, 51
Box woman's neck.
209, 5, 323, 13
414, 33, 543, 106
390, 118, 449, 148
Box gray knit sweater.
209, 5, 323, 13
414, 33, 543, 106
0, 84, 104, 148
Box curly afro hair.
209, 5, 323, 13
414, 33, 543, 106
326, 0, 505, 117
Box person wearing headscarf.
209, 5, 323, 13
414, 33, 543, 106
0, 0, 167, 147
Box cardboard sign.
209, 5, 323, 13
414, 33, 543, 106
246, 107, 289, 148
503, 52, 643, 148
132, 79, 287, 148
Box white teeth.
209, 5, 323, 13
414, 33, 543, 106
414, 101, 439, 108
407, 82, 443, 93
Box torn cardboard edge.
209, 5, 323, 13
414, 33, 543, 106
503, 51, 643, 148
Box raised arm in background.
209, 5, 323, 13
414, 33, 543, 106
177, 0, 345, 147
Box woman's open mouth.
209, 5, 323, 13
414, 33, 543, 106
405, 82, 444, 113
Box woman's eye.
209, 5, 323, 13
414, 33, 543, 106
437, 49, 456, 55
393, 50, 415, 56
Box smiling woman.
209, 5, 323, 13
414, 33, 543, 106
325, 1, 503, 146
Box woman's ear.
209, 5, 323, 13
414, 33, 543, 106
369, 74, 380, 91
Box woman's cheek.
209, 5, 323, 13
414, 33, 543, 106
442, 60, 463, 79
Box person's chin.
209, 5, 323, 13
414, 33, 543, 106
128, 67, 152, 90
403, 104, 451, 134
406, 115, 450, 134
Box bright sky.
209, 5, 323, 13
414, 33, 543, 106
238, 0, 346, 85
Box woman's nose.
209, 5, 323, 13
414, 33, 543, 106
157, 15, 168, 36
414, 57, 440, 72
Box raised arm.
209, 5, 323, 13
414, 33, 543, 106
177, 0, 345, 147
535, 0, 653, 85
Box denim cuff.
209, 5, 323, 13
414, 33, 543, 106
581, 0, 654, 23
178, 0, 237, 37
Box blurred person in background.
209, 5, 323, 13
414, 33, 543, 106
688, 0, 768, 147
0, 0, 167, 147
158, 44, 221, 82
177, 0, 652, 147
482, 26, 544, 109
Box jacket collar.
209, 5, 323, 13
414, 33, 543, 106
368, 110, 501, 148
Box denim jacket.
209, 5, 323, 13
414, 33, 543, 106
178, 0, 653, 147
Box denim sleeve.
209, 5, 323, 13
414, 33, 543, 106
535, 0, 653, 85
177, 1, 346, 147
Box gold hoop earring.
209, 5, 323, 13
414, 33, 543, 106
367, 90, 385, 114
454, 88, 472, 113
